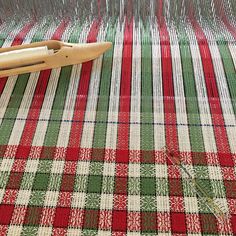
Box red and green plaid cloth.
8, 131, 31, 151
0, 14, 236, 236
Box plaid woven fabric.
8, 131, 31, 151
0, 14, 236, 236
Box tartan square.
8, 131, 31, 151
32, 173, 50, 191
114, 194, 127, 210
51, 160, 64, 174
167, 165, 181, 178
54, 147, 67, 160
228, 199, 236, 214
44, 191, 59, 207
141, 212, 157, 233
2, 189, 18, 204
218, 153, 234, 167
11, 206, 27, 225
171, 213, 186, 233
206, 153, 219, 165
156, 196, 170, 212
155, 165, 167, 178
128, 195, 140, 211
84, 209, 99, 229
79, 148, 92, 161
38, 160, 53, 173
211, 180, 225, 198
0, 204, 14, 224
157, 212, 171, 232
15, 145, 31, 159
184, 197, 199, 213
40, 207, 55, 226
90, 162, 104, 175
41, 146, 55, 159
53, 207, 71, 228
103, 162, 116, 176
127, 212, 141, 232
100, 194, 113, 210
69, 209, 84, 227
24, 206, 43, 225
71, 192, 86, 208
52, 228, 67, 236
128, 164, 140, 178
66, 147, 79, 161
141, 164, 155, 177
1, 158, 14, 171
169, 196, 184, 212
86, 193, 101, 209
199, 214, 218, 234
169, 179, 183, 196
156, 179, 169, 196
25, 160, 39, 173
11, 159, 26, 172
0, 172, 10, 188
224, 180, 236, 198
141, 177, 156, 195
115, 177, 128, 194
104, 149, 116, 162
48, 174, 62, 191
98, 210, 112, 230
186, 214, 201, 233
21, 226, 38, 236
141, 196, 156, 211
116, 163, 128, 177
76, 161, 90, 175
116, 149, 129, 163
58, 192, 72, 207
87, 175, 102, 193
7, 172, 23, 189
91, 148, 105, 161
141, 150, 155, 163
155, 151, 166, 164
0, 145, 7, 158
16, 190, 31, 205
192, 152, 207, 165
129, 150, 141, 163
29, 191, 46, 206
222, 167, 236, 180
64, 161, 77, 174
232, 215, 236, 234
37, 226, 52, 236
61, 174, 75, 192
0, 225, 8, 236
112, 211, 127, 232
74, 175, 88, 192
29, 146, 42, 159
4, 145, 17, 158
7, 225, 23, 235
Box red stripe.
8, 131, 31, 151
190, 19, 233, 166
157, 0, 179, 153
116, 19, 133, 163
0, 77, 7, 95
67, 21, 100, 157
15, 21, 69, 159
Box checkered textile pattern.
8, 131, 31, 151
1, 7, 236, 236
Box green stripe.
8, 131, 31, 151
92, 22, 117, 149
178, 28, 205, 153
141, 23, 154, 151
43, 23, 83, 147
217, 38, 236, 114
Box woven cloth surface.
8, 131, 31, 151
0, 18, 236, 236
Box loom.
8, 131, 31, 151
0, 0, 235, 235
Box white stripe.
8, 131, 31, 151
105, 21, 124, 149
56, 22, 92, 148
80, 22, 108, 148
186, 23, 217, 153
151, 20, 165, 150
168, 24, 191, 152
129, 21, 141, 151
